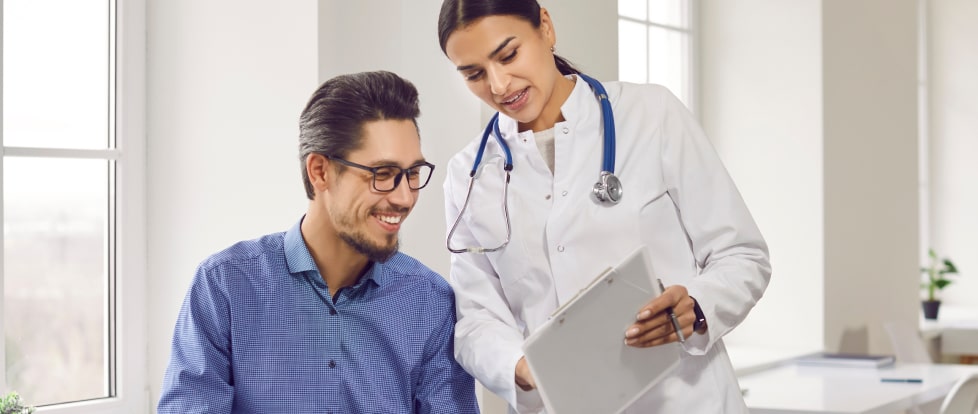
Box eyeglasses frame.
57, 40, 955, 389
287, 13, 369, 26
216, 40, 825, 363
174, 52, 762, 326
325, 155, 435, 192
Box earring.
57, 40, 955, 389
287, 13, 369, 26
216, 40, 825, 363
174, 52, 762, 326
550, 46, 555, 53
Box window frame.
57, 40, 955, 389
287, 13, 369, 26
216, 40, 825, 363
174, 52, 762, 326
617, 0, 700, 115
1, 0, 147, 412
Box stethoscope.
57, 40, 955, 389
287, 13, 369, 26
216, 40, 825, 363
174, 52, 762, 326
446, 73, 621, 254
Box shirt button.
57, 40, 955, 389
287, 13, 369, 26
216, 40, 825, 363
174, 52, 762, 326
329, 360, 336, 368
557, 245, 565, 252
562, 127, 570, 134
561, 191, 568, 197
330, 308, 337, 315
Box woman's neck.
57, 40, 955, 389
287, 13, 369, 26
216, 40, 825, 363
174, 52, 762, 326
519, 75, 576, 132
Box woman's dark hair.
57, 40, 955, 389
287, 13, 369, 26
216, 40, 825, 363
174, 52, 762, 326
437, 0, 580, 76
297, 71, 421, 200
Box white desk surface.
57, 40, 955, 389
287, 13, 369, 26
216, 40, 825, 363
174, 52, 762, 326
727, 344, 821, 376
739, 362, 978, 414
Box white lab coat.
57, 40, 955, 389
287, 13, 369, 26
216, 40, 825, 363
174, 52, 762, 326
443, 75, 771, 413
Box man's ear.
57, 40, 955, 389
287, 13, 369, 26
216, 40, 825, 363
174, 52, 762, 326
306, 153, 331, 195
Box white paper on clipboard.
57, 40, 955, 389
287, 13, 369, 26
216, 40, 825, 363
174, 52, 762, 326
521, 246, 680, 414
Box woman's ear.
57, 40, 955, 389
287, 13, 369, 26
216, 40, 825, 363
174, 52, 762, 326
306, 153, 330, 194
539, 8, 557, 47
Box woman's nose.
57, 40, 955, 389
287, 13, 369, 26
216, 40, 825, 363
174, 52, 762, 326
487, 67, 510, 96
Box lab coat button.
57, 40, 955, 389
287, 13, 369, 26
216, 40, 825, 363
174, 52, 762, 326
545, 194, 551, 200
561, 191, 568, 196
557, 245, 565, 252
561, 127, 570, 134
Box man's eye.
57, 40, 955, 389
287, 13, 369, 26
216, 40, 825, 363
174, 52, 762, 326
374, 168, 397, 180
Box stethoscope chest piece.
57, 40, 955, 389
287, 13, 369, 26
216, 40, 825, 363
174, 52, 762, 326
591, 171, 623, 205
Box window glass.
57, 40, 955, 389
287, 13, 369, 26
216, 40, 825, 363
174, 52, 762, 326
3, 0, 116, 407
2, 0, 110, 149
618, 0, 693, 108
618, 0, 647, 21
648, 0, 687, 28
619, 19, 649, 84
3, 157, 110, 405
647, 25, 689, 105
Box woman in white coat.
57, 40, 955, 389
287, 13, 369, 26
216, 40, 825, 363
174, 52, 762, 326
438, 1, 771, 412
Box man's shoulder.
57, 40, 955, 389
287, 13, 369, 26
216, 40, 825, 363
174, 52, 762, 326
197, 232, 287, 273
381, 252, 452, 295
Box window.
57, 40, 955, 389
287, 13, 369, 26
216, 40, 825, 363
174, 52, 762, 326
2, 1, 145, 412
618, 0, 697, 111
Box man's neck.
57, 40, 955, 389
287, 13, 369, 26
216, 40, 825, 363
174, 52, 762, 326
301, 208, 371, 298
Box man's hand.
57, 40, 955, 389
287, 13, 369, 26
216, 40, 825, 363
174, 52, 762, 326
623, 283, 695, 347
515, 357, 537, 391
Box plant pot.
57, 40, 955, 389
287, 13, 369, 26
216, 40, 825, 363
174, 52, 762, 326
922, 300, 941, 320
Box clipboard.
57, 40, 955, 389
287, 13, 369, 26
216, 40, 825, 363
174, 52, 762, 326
521, 246, 680, 414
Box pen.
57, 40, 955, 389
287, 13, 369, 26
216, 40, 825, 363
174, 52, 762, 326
657, 279, 685, 343
880, 378, 923, 383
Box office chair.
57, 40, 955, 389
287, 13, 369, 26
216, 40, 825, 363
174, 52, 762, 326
939, 372, 978, 414
884, 321, 933, 363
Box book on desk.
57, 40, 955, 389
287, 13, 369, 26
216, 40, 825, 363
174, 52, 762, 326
793, 352, 896, 368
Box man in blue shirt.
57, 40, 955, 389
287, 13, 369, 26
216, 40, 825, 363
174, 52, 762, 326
158, 71, 479, 413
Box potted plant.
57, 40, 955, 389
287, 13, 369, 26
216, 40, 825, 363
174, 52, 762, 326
920, 248, 960, 320
0, 391, 34, 414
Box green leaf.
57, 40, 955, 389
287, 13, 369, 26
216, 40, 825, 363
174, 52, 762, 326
935, 279, 952, 289
943, 259, 959, 274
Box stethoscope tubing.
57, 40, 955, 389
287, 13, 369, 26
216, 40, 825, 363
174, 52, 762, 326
446, 73, 618, 255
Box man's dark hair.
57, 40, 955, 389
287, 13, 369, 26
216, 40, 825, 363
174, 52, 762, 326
298, 71, 421, 200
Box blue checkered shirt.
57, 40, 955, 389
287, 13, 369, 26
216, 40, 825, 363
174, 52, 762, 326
158, 219, 479, 413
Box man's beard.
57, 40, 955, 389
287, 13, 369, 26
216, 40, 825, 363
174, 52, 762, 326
338, 228, 399, 263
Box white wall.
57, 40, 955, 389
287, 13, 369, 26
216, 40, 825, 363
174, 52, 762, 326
538, 0, 618, 81
700, 0, 825, 351
701, 0, 921, 354
821, 0, 920, 354
928, 0, 978, 307
145, 0, 317, 405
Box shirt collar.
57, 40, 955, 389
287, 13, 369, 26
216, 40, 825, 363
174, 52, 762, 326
283, 216, 388, 290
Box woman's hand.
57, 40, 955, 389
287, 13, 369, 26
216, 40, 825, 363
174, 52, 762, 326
515, 357, 537, 391
624, 283, 696, 347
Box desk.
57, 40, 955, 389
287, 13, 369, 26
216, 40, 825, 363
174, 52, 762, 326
727, 345, 822, 376
739, 362, 978, 414
920, 305, 978, 361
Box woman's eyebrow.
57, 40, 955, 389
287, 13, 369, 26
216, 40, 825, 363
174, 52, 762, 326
456, 36, 517, 71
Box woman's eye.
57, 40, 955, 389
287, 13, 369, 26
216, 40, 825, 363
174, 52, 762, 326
501, 49, 517, 63
464, 71, 484, 82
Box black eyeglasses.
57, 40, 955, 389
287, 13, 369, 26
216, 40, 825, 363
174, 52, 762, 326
327, 155, 435, 192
